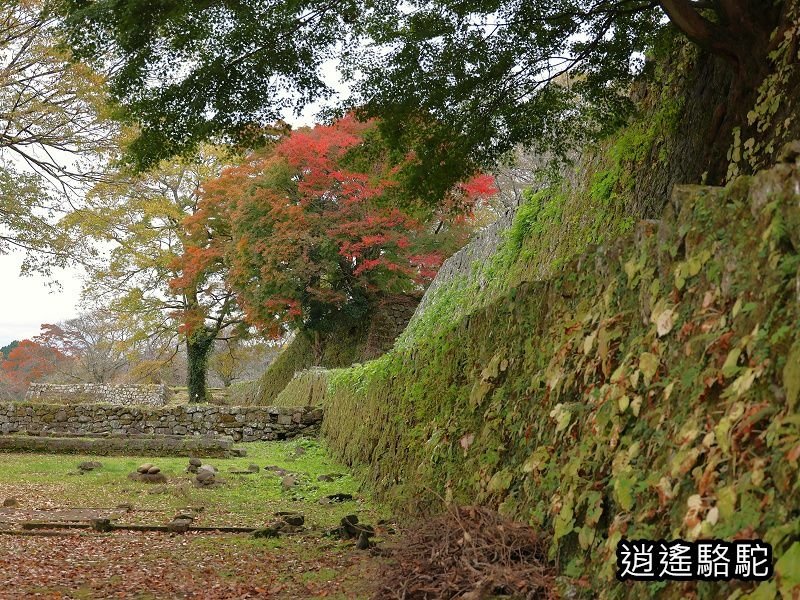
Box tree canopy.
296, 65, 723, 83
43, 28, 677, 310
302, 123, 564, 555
61, 0, 784, 192
1, 0, 117, 269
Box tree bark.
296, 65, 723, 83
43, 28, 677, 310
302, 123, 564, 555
186, 333, 214, 403
659, 0, 740, 65
659, 0, 782, 80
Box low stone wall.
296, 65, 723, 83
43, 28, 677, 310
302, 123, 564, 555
0, 434, 238, 457
26, 383, 171, 407
0, 402, 323, 442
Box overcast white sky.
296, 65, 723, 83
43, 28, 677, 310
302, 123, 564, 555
0, 255, 84, 347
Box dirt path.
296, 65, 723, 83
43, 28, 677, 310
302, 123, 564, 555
0, 531, 380, 599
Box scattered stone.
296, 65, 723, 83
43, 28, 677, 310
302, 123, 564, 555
137, 463, 154, 474
290, 445, 307, 459
316, 473, 343, 482
146, 466, 161, 475
168, 517, 193, 533
329, 514, 376, 542
91, 518, 114, 532
189, 457, 202, 467
2, 497, 18, 508
356, 531, 371, 550
264, 465, 289, 476
281, 475, 297, 491
78, 461, 103, 472
247, 464, 260, 473
319, 493, 353, 504
128, 467, 167, 483
148, 485, 170, 495
281, 514, 305, 527
252, 527, 280, 539
194, 465, 217, 487
340, 514, 360, 539
232, 448, 247, 457
195, 471, 215, 485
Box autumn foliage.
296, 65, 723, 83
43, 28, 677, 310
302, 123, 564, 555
178, 115, 497, 337
0, 339, 68, 397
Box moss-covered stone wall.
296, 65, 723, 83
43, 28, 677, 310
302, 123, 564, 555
321, 159, 800, 598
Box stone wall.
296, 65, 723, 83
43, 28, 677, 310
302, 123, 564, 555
363, 293, 421, 360
412, 208, 516, 319
26, 383, 171, 407
0, 402, 323, 442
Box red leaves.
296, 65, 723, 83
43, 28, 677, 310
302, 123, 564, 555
0, 339, 69, 396
180, 114, 497, 336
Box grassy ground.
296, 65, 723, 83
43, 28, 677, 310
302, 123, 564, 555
0, 438, 389, 599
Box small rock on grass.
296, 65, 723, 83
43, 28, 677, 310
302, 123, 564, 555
356, 531, 371, 550
252, 527, 280, 539
128, 470, 167, 484
319, 493, 353, 504
195, 472, 215, 486
136, 463, 154, 474
281, 514, 304, 527
281, 475, 297, 491
168, 517, 193, 532
2, 497, 18, 508
265, 465, 289, 476
286, 446, 306, 461
331, 514, 376, 542
78, 461, 102, 472
91, 518, 113, 532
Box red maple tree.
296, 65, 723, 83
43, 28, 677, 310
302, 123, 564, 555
0, 339, 69, 397
176, 115, 497, 338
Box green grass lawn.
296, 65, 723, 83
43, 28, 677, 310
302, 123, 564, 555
0, 437, 388, 529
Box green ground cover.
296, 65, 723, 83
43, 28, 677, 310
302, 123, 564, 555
0, 438, 390, 598
0, 438, 387, 529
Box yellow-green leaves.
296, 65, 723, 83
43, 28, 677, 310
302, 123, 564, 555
783, 341, 800, 410
723, 347, 743, 377
638, 352, 659, 384
674, 248, 713, 289
775, 542, 800, 596
487, 469, 513, 494
650, 296, 678, 338
522, 446, 549, 474
549, 403, 572, 433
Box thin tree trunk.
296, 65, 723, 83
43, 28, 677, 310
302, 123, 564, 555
187, 334, 214, 403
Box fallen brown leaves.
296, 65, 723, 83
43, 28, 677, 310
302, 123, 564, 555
0, 531, 379, 599
373, 506, 556, 600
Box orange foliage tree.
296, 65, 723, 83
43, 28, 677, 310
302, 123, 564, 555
0, 340, 69, 398
176, 115, 497, 342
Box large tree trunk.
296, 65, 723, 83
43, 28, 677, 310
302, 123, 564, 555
187, 333, 214, 403
659, 0, 786, 182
